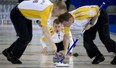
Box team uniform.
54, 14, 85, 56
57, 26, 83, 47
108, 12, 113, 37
40, 26, 74, 52
5, 0, 54, 59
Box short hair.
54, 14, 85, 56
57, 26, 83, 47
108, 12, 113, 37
58, 12, 73, 23
53, 19, 61, 25
54, 0, 67, 11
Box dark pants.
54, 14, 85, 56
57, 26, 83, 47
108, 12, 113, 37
65, 0, 71, 11
55, 41, 64, 52
7, 6, 32, 59
18, 0, 24, 3
83, 10, 116, 58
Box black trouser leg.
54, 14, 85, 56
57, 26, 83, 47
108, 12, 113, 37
83, 10, 106, 58
65, 0, 71, 11
18, 0, 24, 3
7, 7, 32, 59
83, 29, 103, 58
84, 10, 116, 58
97, 10, 116, 53
55, 41, 64, 52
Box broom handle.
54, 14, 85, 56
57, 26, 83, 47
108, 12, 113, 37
60, 30, 85, 63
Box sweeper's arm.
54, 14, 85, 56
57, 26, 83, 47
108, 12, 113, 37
40, 26, 55, 55
63, 27, 71, 57
40, 36, 48, 55
42, 26, 57, 53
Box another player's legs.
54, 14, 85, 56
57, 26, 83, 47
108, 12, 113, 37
2, 6, 32, 64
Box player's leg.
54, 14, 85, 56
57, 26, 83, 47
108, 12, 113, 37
2, 6, 32, 64
83, 26, 105, 64
97, 10, 116, 65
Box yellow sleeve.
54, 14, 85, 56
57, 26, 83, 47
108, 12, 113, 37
88, 6, 100, 17
41, 5, 53, 26
42, 37, 47, 41
91, 6, 100, 16
41, 26, 54, 41
72, 6, 100, 20
48, 25, 55, 36
69, 34, 72, 38
64, 27, 70, 34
